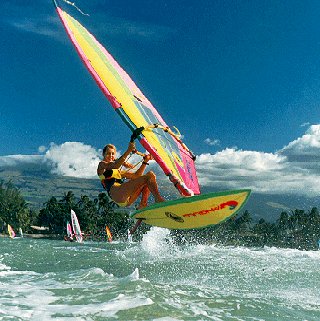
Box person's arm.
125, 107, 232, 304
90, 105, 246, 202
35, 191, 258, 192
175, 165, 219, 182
123, 161, 135, 169
112, 142, 135, 169
123, 154, 152, 179
97, 161, 108, 176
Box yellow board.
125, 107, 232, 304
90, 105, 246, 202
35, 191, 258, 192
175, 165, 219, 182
131, 190, 251, 229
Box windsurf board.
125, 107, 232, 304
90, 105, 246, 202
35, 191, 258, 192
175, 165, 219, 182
131, 189, 251, 230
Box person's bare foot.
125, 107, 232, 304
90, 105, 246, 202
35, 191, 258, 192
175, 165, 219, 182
155, 196, 165, 203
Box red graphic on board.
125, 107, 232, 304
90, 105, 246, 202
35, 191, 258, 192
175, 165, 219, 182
182, 200, 238, 218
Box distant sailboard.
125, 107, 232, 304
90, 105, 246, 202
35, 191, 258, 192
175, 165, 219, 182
7, 224, 16, 239
105, 226, 112, 243
66, 221, 73, 239
131, 190, 251, 230
71, 210, 83, 242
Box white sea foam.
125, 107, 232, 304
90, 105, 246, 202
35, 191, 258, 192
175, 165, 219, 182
153, 317, 182, 321
0, 264, 154, 320
77, 267, 111, 279
0, 264, 10, 272
0, 255, 11, 272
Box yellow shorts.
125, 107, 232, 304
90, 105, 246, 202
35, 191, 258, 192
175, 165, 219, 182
114, 199, 129, 207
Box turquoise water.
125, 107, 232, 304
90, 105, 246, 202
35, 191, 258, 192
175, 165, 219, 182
0, 228, 319, 320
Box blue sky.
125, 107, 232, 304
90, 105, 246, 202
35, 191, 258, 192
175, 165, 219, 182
1, 0, 320, 197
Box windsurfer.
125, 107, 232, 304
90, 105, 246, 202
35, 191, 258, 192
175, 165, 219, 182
97, 142, 165, 209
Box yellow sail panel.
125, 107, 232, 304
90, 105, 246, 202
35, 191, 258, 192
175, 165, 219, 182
60, 12, 145, 122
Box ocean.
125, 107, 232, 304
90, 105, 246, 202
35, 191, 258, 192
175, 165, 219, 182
0, 228, 319, 321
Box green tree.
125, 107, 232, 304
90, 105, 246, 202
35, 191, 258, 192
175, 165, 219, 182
0, 180, 32, 233
235, 210, 252, 232
38, 196, 63, 233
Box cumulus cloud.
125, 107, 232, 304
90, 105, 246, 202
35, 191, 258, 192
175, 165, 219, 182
0, 155, 43, 168
280, 125, 320, 157
44, 142, 101, 178
42, 141, 146, 178
196, 124, 320, 196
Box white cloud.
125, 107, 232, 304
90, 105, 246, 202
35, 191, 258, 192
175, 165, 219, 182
44, 142, 100, 178
0, 154, 47, 174
38, 145, 47, 154
0, 155, 43, 167
196, 124, 320, 196
204, 138, 220, 146
280, 124, 320, 157
9, 15, 64, 42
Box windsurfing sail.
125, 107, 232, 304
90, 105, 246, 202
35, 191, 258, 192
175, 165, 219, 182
53, 0, 200, 196
66, 221, 73, 239
7, 224, 15, 239
71, 209, 83, 242
105, 225, 112, 243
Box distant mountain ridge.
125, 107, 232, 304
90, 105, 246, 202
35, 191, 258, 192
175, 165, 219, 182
0, 168, 102, 209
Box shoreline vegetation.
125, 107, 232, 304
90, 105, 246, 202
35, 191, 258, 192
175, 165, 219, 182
1, 180, 320, 250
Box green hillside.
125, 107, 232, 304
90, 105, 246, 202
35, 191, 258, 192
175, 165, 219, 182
0, 169, 102, 209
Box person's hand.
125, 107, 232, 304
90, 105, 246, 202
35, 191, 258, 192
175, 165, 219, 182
143, 154, 153, 162
127, 142, 135, 153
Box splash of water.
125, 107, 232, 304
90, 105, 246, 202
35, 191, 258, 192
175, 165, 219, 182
140, 227, 176, 258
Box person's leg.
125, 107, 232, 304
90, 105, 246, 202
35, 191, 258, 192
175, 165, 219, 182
110, 171, 164, 205
143, 171, 164, 203
137, 185, 150, 209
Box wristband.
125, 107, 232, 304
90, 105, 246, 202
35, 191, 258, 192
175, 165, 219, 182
143, 162, 149, 165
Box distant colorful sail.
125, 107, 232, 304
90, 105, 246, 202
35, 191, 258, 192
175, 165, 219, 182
53, 1, 200, 196
105, 226, 112, 243
7, 224, 15, 239
71, 210, 83, 243
66, 221, 73, 239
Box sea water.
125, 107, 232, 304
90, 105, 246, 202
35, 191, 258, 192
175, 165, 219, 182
0, 228, 319, 321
